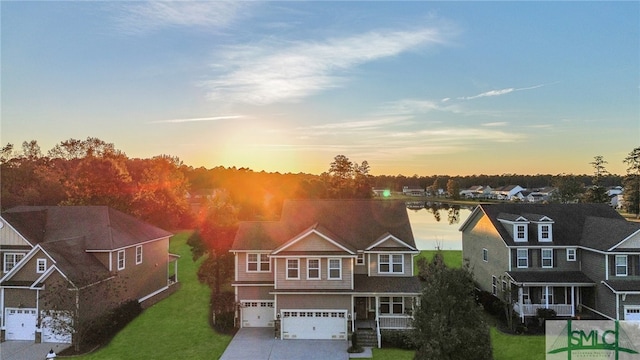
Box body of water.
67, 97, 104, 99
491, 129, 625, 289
405, 202, 475, 251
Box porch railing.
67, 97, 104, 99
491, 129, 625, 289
378, 315, 413, 329
514, 303, 573, 317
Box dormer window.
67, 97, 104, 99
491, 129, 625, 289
538, 224, 553, 242
514, 224, 528, 242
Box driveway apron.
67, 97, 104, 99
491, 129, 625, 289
0, 341, 70, 360
220, 328, 349, 360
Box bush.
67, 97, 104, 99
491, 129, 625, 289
83, 299, 142, 346
381, 330, 417, 350
347, 332, 364, 353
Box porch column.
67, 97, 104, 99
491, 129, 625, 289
545, 286, 549, 309
518, 287, 524, 322
174, 260, 178, 283
571, 286, 575, 317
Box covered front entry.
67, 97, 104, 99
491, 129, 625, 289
281, 309, 347, 340
241, 301, 274, 327
4, 308, 37, 341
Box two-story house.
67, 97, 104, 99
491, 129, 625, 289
0, 206, 179, 343
461, 203, 640, 322
230, 200, 421, 347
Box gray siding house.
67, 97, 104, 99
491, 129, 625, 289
461, 203, 640, 322
231, 200, 421, 347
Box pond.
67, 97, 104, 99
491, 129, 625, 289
405, 202, 475, 251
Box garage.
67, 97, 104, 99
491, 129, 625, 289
41, 311, 73, 343
4, 308, 37, 341
281, 310, 347, 340
624, 306, 640, 321
241, 301, 274, 327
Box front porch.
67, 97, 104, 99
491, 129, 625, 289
352, 295, 416, 348
511, 284, 587, 321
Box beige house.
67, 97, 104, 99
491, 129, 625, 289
231, 200, 421, 347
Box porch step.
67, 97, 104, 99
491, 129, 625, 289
354, 329, 378, 347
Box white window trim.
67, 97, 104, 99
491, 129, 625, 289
615, 255, 628, 277
307, 258, 320, 280
328, 258, 342, 280
514, 224, 528, 242
516, 249, 528, 268
541, 248, 553, 268
3, 253, 25, 273
482, 248, 488, 262
379, 296, 405, 315
36, 258, 47, 273
492, 276, 498, 296
117, 250, 126, 270
378, 254, 404, 274
566, 248, 576, 262
135, 245, 143, 265
247, 253, 270, 273
286, 258, 300, 280
538, 224, 553, 242
356, 253, 365, 265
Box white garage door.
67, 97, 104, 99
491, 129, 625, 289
41, 311, 73, 343
5, 308, 37, 341
241, 301, 274, 327
625, 307, 640, 321
281, 310, 347, 340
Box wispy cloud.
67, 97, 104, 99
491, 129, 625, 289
482, 122, 508, 127
113, 1, 253, 34
459, 83, 547, 100
202, 27, 452, 105
149, 115, 244, 124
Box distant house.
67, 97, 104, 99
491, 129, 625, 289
461, 203, 640, 322
460, 185, 493, 199
525, 187, 556, 203
231, 200, 420, 347
491, 185, 525, 201
0, 206, 178, 343
607, 186, 624, 208
402, 186, 425, 197
372, 187, 391, 197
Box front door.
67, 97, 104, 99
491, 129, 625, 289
355, 297, 367, 320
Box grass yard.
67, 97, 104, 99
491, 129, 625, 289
491, 328, 545, 360
78, 232, 232, 360
414, 249, 464, 272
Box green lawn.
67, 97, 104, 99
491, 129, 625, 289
78, 232, 232, 360
76, 243, 542, 359
413, 250, 463, 272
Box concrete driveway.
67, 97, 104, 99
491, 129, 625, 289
220, 328, 350, 360
1, 341, 70, 360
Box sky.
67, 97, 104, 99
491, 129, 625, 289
1, 1, 639, 176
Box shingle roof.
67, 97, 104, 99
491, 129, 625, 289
581, 216, 640, 251
3, 206, 172, 250
353, 275, 422, 294
232, 200, 415, 251
507, 271, 595, 285
471, 203, 625, 247
603, 280, 640, 292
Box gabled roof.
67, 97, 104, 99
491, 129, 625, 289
460, 203, 625, 247
271, 223, 356, 255
232, 200, 415, 252
3, 206, 172, 250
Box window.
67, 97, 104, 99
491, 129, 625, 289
356, 253, 365, 265
567, 248, 576, 262
286, 259, 299, 279
3, 253, 25, 273
539, 224, 552, 242
515, 224, 527, 242
307, 258, 320, 279
482, 248, 488, 262
36, 258, 46, 273
117, 250, 125, 270
380, 297, 404, 314
379, 254, 403, 274
542, 288, 554, 305
615, 255, 628, 276
516, 249, 528, 268
247, 253, 270, 272
541, 249, 553, 268
492, 276, 498, 296
136, 246, 143, 265
328, 258, 341, 280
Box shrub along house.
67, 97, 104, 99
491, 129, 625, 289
461, 203, 640, 322
0, 206, 179, 344
230, 200, 421, 347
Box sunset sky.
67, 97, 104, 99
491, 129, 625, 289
2, 1, 638, 176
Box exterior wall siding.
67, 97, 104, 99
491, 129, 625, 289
276, 294, 351, 312
461, 213, 509, 294
237, 286, 274, 300
4, 288, 36, 308
0, 222, 30, 247
284, 233, 344, 252
275, 258, 352, 289
112, 238, 170, 302
236, 252, 274, 282
581, 250, 605, 284
593, 283, 617, 319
